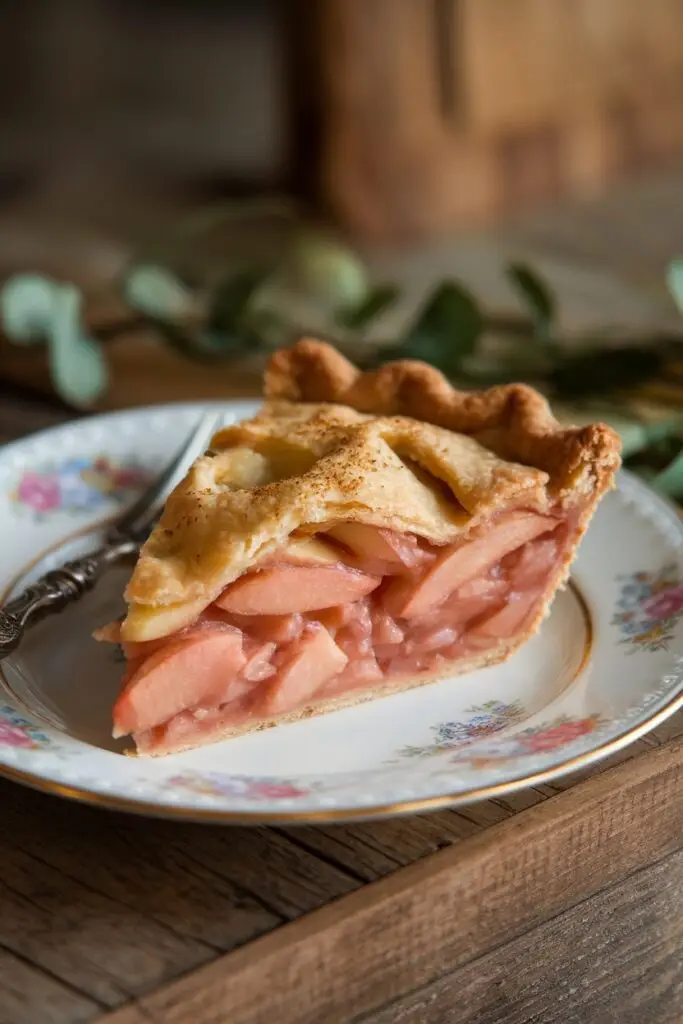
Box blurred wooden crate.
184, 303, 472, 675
315, 0, 683, 243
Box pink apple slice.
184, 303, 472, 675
386, 652, 438, 677
372, 611, 404, 645
328, 523, 428, 569
469, 589, 541, 640
431, 577, 509, 628
326, 656, 383, 695
503, 536, 559, 589
242, 641, 277, 682
408, 626, 460, 651
335, 628, 373, 662
344, 599, 373, 641
453, 576, 508, 600
216, 564, 380, 615
113, 626, 246, 737
317, 604, 355, 634
383, 512, 557, 618
135, 698, 254, 756
262, 625, 348, 715
218, 611, 304, 644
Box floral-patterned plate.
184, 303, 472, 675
1, 401, 683, 823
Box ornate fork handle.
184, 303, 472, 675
0, 538, 137, 660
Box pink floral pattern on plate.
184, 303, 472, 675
12, 456, 151, 520
392, 703, 604, 769
166, 772, 313, 801
612, 565, 683, 652
0, 705, 54, 750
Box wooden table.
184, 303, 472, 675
2, 389, 683, 1024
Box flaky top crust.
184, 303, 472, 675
122, 340, 620, 637
265, 339, 621, 501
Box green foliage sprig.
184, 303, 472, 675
3, 206, 683, 497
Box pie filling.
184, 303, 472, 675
105, 508, 578, 754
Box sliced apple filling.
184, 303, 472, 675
101, 509, 575, 755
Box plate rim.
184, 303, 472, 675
1, 401, 682, 824
1, 681, 683, 825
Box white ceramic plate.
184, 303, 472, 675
1, 401, 683, 823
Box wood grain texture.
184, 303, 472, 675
0, 777, 363, 1010
364, 849, 683, 1024
0, 839, 212, 1007
0, 781, 283, 953
0, 947, 98, 1024
97, 736, 683, 1024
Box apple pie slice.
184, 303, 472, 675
99, 339, 620, 755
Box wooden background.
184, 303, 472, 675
3, 1, 683, 244
315, 0, 683, 241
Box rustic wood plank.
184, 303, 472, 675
0, 774, 360, 925
0, 838, 214, 1007
0, 946, 100, 1024
0, 776, 365, 1015
364, 848, 683, 1024
159, 823, 360, 919
98, 737, 683, 1024
0, 780, 282, 952
280, 810, 487, 882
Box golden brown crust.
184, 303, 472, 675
121, 339, 620, 642
265, 339, 621, 501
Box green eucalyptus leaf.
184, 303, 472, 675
550, 346, 665, 398
153, 320, 244, 362
240, 306, 294, 352
282, 233, 370, 310
154, 269, 272, 360
506, 262, 556, 342
651, 447, 683, 499
209, 270, 265, 335
0, 273, 59, 344
666, 259, 683, 315
47, 284, 107, 407
123, 263, 195, 319
336, 285, 399, 330
393, 282, 483, 375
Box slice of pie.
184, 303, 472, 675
98, 339, 620, 755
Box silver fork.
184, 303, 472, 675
0, 411, 223, 660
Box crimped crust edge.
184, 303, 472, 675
265, 338, 621, 501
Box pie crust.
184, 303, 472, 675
102, 339, 621, 755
